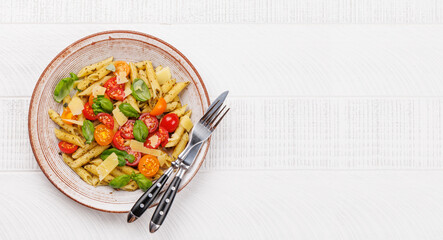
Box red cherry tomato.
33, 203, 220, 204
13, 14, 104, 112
82, 102, 97, 120
160, 113, 179, 133
144, 132, 162, 149
158, 126, 169, 147
125, 149, 142, 167
104, 77, 124, 91
107, 87, 125, 101
139, 113, 158, 133
97, 113, 114, 129
120, 120, 135, 139
58, 141, 78, 154
112, 130, 127, 150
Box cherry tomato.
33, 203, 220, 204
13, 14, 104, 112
139, 113, 158, 133
112, 130, 127, 150
104, 77, 124, 91
61, 107, 78, 125
160, 113, 179, 133
94, 124, 114, 146
107, 87, 125, 101
82, 102, 97, 120
114, 61, 130, 77
125, 149, 142, 167
120, 120, 135, 139
58, 141, 78, 154
138, 155, 160, 178
150, 97, 167, 116
158, 126, 169, 147
97, 113, 114, 129
144, 132, 162, 149
89, 94, 110, 106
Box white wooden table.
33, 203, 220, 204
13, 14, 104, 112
2, 1, 443, 239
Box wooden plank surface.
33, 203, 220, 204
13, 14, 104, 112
2, 171, 443, 240
3, 25, 443, 97
1, 0, 442, 24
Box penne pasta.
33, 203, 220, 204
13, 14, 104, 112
145, 61, 162, 99
161, 78, 176, 95
62, 95, 72, 106
134, 61, 146, 70
165, 102, 178, 112
78, 76, 112, 96
117, 166, 140, 175
62, 154, 94, 185
124, 95, 141, 113
172, 132, 189, 159
54, 128, 85, 148
77, 57, 113, 78
77, 65, 111, 90
70, 145, 110, 168
48, 109, 77, 135
121, 181, 139, 191
171, 104, 188, 117
91, 176, 100, 186
128, 62, 138, 83
72, 142, 98, 159
164, 82, 190, 103
138, 69, 153, 101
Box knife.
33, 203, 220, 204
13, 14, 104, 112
127, 91, 229, 223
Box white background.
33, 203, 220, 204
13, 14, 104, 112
2, 1, 443, 239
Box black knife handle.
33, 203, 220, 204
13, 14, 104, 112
129, 167, 174, 218
150, 167, 186, 232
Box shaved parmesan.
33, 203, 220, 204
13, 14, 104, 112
129, 140, 163, 156
112, 107, 128, 126
92, 85, 107, 98
96, 153, 119, 181
155, 67, 171, 85
116, 74, 128, 84
180, 116, 193, 132
61, 119, 84, 126
124, 88, 132, 97
68, 96, 84, 115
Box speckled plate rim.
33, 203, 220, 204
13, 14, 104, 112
28, 30, 210, 213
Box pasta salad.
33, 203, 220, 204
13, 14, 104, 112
48, 57, 192, 191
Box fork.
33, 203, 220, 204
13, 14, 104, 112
149, 101, 230, 232
127, 91, 229, 223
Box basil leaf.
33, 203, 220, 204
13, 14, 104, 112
119, 103, 140, 118
92, 95, 113, 115
70, 72, 79, 81
53, 77, 74, 103
109, 174, 131, 189
106, 63, 116, 72
81, 120, 95, 144
131, 78, 151, 102
132, 174, 153, 191
100, 148, 135, 166
133, 120, 148, 142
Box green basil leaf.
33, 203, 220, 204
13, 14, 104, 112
133, 120, 148, 142
119, 103, 140, 118
106, 63, 116, 72
70, 72, 79, 81
53, 77, 74, 103
92, 96, 113, 115
132, 174, 153, 191
81, 120, 95, 144
131, 78, 151, 102
100, 148, 135, 166
109, 174, 131, 189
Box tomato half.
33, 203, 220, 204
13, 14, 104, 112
107, 87, 125, 101
104, 77, 124, 91
58, 141, 78, 154
158, 126, 169, 147
160, 113, 179, 133
82, 102, 97, 120
120, 120, 135, 139
61, 107, 78, 125
94, 124, 114, 146
125, 149, 142, 167
112, 130, 127, 150
89, 94, 110, 106
150, 97, 167, 116
138, 155, 160, 178
144, 132, 161, 149
97, 113, 114, 129
114, 61, 130, 77
139, 113, 158, 133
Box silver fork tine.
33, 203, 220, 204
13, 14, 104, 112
210, 107, 230, 130
205, 105, 226, 127
199, 100, 220, 123
201, 102, 223, 125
